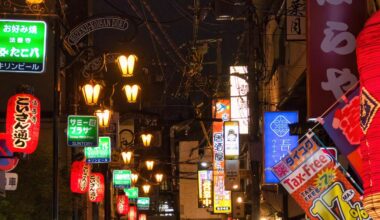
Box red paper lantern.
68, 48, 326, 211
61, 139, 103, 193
70, 161, 91, 193
128, 206, 137, 220
88, 173, 104, 202
138, 213, 147, 220
116, 194, 129, 215
357, 10, 380, 218
6, 93, 40, 154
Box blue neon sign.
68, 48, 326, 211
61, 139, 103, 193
264, 111, 298, 184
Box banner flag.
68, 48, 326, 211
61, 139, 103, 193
272, 134, 371, 220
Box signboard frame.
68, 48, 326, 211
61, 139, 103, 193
67, 115, 99, 147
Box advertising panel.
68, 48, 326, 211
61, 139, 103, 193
124, 187, 139, 203
212, 99, 231, 213
272, 135, 371, 219
307, 0, 366, 118
197, 170, 213, 208
67, 115, 98, 147
224, 121, 239, 159
113, 170, 131, 188
230, 66, 249, 134
137, 197, 150, 210
84, 136, 111, 163
264, 111, 298, 184
0, 19, 47, 73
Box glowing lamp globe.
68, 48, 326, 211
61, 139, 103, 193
70, 161, 91, 193
131, 173, 139, 184
145, 160, 154, 171
123, 84, 140, 103
81, 80, 102, 106
155, 173, 163, 183
142, 184, 151, 194
121, 151, 133, 165
95, 109, 112, 128
117, 54, 138, 77
26, 0, 44, 4
141, 133, 153, 147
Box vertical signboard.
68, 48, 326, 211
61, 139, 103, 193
224, 121, 239, 160
113, 170, 131, 188
84, 136, 111, 163
197, 170, 213, 208
264, 112, 298, 184
230, 66, 249, 134
67, 115, 98, 147
0, 19, 47, 73
307, 0, 367, 118
212, 99, 231, 213
272, 135, 371, 219
286, 0, 306, 40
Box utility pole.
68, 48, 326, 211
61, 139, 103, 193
247, 1, 261, 220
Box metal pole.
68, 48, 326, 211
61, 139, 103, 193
53, 17, 61, 220
247, 2, 261, 220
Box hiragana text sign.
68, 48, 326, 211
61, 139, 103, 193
0, 19, 47, 73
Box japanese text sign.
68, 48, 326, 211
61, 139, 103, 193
6, 93, 40, 154
264, 111, 298, 184
198, 170, 213, 208
322, 87, 362, 178
212, 99, 231, 214
137, 197, 150, 210
272, 136, 371, 220
230, 66, 249, 134
286, 0, 306, 40
88, 172, 104, 203
124, 187, 139, 202
84, 136, 111, 163
307, 0, 366, 118
0, 19, 47, 73
67, 115, 98, 147
113, 170, 131, 188
224, 121, 239, 159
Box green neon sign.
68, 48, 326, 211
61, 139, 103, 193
137, 197, 150, 210
84, 136, 111, 163
67, 115, 98, 147
124, 187, 139, 201
113, 170, 131, 188
0, 19, 47, 73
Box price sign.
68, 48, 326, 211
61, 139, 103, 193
84, 137, 111, 163
67, 115, 98, 147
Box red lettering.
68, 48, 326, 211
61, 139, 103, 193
283, 178, 295, 190
314, 159, 321, 168
319, 154, 327, 163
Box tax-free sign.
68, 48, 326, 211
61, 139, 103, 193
0, 19, 47, 73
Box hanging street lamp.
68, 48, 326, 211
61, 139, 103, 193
142, 184, 151, 194
81, 80, 103, 106
117, 54, 138, 77
26, 0, 44, 4
145, 160, 154, 171
95, 108, 112, 128
121, 151, 133, 165
122, 84, 140, 103
155, 173, 163, 183
140, 133, 153, 147
131, 173, 139, 184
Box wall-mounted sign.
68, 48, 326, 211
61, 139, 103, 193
5, 172, 17, 191
198, 170, 213, 208
67, 115, 98, 147
286, 0, 306, 40
124, 187, 138, 202
113, 170, 131, 188
224, 121, 239, 159
88, 172, 104, 203
70, 161, 90, 193
230, 66, 249, 134
272, 135, 370, 219
137, 197, 150, 210
6, 93, 40, 154
264, 111, 298, 184
307, 0, 366, 118
84, 136, 111, 163
0, 19, 47, 73
225, 160, 240, 191
212, 99, 231, 214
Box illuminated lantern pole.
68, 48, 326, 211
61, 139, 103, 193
357, 11, 380, 218
128, 206, 138, 220
6, 93, 41, 154
88, 173, 105, 202
70, 161, 91, 193
116, 194, 130, 216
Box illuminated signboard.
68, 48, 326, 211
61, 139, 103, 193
84, 136, 111, 163
137, 197, 150, 210
113, 170, 131, 188
230, 66, 249, 134
264, 111, 298, 184
212, 99, 232, 214
198, 170, 213, 208
0, 19, 47, 73
224, 121, 239, 160
67, 115, 98, 147
124, 187, 139, 202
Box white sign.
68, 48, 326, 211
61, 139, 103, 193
5, 173, 17, 191
230, 66, 249, 134
224, 121, 239, 159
